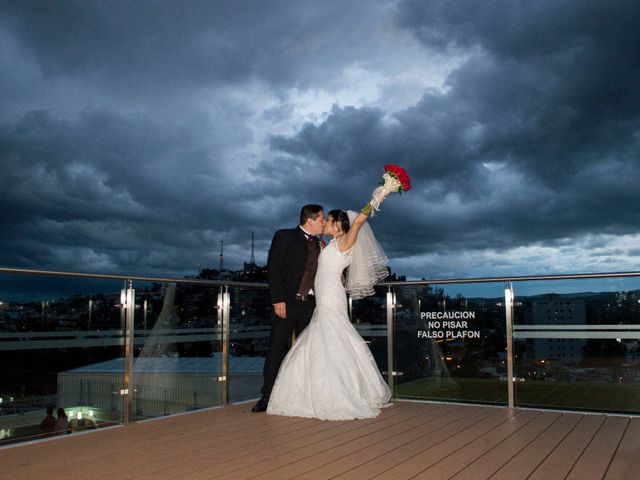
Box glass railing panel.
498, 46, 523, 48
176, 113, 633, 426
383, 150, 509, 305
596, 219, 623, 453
130, 282, 223, 419
513, 276, 640, 413
392, 282, 508, 405
350, 287, 389, 375
226, 285, 271, 402
0, 273, 125, 445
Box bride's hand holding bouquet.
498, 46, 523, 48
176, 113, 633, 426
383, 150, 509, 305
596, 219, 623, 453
361, 164, 411, 217
343, 164, 410, 299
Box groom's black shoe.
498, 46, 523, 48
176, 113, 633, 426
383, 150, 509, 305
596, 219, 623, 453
251, 398, 268, 412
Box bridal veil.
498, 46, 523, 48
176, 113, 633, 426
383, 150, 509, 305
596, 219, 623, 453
344, 210, 389, 299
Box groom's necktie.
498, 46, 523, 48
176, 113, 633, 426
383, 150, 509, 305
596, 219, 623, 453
297, 234, 320, 297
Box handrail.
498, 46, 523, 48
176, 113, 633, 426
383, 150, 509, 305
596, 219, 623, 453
2, 266, 640, 288
379, 270, 640, 286
0, 266, 268, 288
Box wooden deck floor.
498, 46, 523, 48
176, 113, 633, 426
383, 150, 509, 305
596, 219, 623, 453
3, 401, 640, 479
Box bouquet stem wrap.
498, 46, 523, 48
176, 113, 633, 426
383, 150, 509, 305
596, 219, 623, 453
364, 172, 403, 216
362, 164, 410, 216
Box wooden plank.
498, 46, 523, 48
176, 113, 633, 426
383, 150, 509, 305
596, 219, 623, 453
527, 414, 605, 480
371, 407, 519, 479
566, 416, 630, 480
239, 403, 459, 480
410, 409, 542, 480
131, 406, 392, 480
204, 402, 433, 480
3, 401, 638, 480
298, 405, 488, 480
339, 408, 529, 480
604, 418, 640, 480
490, 413, 583, 480
451, 411, 562, 480
326, 405, 494, 480
9, 404, 313, 480
6, 404, 313, 480
104, 419, 340, 480
152, 402, 421, 480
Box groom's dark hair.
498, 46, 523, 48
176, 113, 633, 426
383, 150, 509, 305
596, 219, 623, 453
300, 204, 324, 226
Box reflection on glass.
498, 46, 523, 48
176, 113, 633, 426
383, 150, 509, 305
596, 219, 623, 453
0, 274, 124, 445
349, 287, 389, 374
513, 277, 640, 413
226, 286, 271, 402
131, 282, 222, 419
392, 283, 507, 405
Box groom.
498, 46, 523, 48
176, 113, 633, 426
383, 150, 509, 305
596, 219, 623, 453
252, 204, 326, 412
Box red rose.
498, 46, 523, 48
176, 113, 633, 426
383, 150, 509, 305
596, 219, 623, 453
384, 164, 411, 191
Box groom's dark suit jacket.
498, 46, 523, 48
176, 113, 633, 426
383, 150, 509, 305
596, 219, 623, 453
267, 226, 313, 304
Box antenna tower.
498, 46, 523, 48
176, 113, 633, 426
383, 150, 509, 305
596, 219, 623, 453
219, 240, 224, 271
250, 231, 256, 265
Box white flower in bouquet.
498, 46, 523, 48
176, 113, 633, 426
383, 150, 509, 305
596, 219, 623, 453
361, 164, 411, 216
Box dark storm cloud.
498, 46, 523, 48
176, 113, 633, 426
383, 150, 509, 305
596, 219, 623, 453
396, 0, 640, 182
1, 0, 639, 280
0, 0, 394, 276
265, 0, 640, 264
0, 106, 266, 274
1, 108, 239, 225
0, 0, 382, 94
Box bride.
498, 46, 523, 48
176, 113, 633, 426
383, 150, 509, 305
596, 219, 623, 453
266, 208, 392, 420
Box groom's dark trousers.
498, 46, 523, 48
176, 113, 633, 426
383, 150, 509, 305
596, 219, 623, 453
260, 227, 320, 402
261, 298, 315, 400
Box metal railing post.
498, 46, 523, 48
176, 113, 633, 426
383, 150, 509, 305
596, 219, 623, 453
348, 294, 353, 321
218, 286, 230, 405
386, 286, 395, 394
121, 280, 135, 424
504, 281, 515, 408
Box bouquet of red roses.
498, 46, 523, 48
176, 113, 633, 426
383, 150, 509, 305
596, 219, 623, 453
361, 164, 411, 216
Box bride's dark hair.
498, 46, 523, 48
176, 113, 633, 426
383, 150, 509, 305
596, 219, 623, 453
328, 209, 350, 234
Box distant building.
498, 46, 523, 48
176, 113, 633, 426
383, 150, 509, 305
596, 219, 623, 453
522, 295, 587, 365
58, 354, 264, 418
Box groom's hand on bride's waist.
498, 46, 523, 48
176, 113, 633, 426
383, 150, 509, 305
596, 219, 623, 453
273, 302, 286, 318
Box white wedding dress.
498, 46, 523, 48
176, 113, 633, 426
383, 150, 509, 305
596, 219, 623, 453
267, 238, 392, 420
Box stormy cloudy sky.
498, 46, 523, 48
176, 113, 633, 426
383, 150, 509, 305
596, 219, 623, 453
1, 0, 639, 280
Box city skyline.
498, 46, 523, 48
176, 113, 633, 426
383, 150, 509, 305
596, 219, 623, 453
1, 1, 639, 280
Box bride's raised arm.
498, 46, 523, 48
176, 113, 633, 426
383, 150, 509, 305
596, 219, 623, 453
337, 211, 369, 253
337, 164, 410, 254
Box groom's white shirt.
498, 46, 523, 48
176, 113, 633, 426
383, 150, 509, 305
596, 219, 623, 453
299, 225, 316, 296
